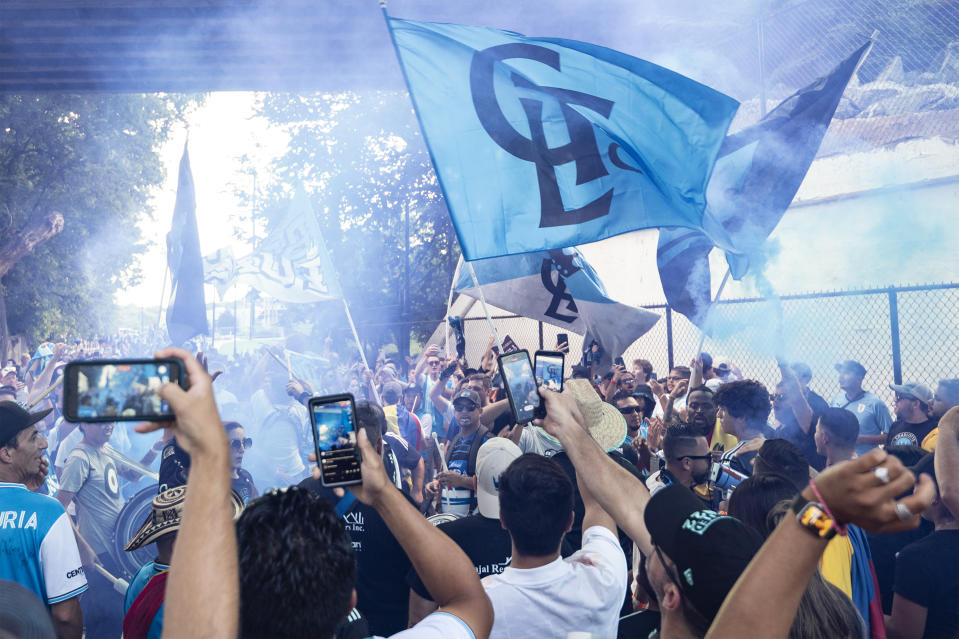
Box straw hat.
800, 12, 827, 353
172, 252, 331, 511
536, 379, 627, 452
125, 485, 244, 551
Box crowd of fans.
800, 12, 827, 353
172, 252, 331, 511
0, 332, 956, 639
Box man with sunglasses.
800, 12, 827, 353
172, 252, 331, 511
886, 382, 937, 448
645, 425, 713, 506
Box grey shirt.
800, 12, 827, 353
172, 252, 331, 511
59, 442, 125, 556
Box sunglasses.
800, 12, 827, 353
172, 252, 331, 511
453, 402, 478, 412
618, 406, 642, 415
771, 393, 785, 401
230, 437, 253, 451
428, 361, 442, 366
894, 394, 915, 402
676, 453, 712, 462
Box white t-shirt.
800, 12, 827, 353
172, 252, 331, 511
482, 526, 627, 639
383, 611, 475, 638
517, 426, 564, 458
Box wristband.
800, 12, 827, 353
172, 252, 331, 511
807, 479, 848, 537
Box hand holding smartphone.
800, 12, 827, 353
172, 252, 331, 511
498, 350, 540, 424
63, 358, 187, 422
309, 394, 362, 487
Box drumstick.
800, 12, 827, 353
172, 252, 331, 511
26, 376, 64, 410
94, 563, 130, 595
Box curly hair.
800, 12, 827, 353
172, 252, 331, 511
713, 380, 771, 426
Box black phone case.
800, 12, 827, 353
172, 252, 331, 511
308, 393, 362, 488
62, 358, 186, 422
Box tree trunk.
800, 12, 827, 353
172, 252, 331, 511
0, 211, 65, 279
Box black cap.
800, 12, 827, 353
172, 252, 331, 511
644, 485, 763, 623
0, 401, 53, 445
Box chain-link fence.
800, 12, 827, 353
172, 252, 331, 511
454, 282, 959, 408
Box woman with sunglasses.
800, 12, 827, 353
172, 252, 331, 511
225, 421, 258, 503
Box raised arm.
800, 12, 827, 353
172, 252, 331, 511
706, 449, 936, 639
345, 430, 493, 637
778, 362, 813, 433
537, 387, 653, 555
935, 406, 959, 516
136, 347, 237, 639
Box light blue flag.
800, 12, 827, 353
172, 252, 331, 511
454, 250, 659, 365
387, 16, 739, 261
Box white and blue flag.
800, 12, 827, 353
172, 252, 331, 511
455, 249, 659, 362
387, 17, 739, 260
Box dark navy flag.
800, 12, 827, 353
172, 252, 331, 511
657, 42, 871, 326
166, 143, 208, 346
387, 17, 739, 261
454, 250, 659, 365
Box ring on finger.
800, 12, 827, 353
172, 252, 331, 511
894, 501, 913, 521
873, 466, 891, 485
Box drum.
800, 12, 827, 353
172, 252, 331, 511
110, 484, 159, 580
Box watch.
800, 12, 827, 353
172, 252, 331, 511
790, 494, 837, 540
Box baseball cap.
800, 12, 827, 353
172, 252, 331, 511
644, 485, 763, 623
452, 389, 482, 409
889, 382, 933, 405
0, 401, 53, 446
790, 362, 813, 381
835, 360, 867, 377
0, 366, 16, 378
632, 384, 656, 414
475, 438, 522, 518
716, 363, 731, 378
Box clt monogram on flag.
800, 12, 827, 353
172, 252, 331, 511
387, 17, 739, 260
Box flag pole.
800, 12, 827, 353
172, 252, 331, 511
695, 267, 731, 357
156, 266, 168, 331
341, 298, 381, 404
466, 261, 504, 354
444, 258, 462, 357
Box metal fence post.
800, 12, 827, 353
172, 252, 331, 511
666, 306, 674, 371
888, 288, 902, 385
538, 321, 544, 350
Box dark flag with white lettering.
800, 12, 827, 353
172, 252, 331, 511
454, 250, 659, 365
386, 16, 739, 260
166, 143, 208, 346
657, 42, 871, 327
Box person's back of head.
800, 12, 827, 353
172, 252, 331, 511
381, 382, 403, 406
753, 439, 809, 490
713, 380, 772, 427
498, 454, 574, 557
818, 407, 859, 449
355, 401, 386, 447
236, 487, 355, 639
727, 474, 800, 538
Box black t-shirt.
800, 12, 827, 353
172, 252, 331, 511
298, 477, 414, 636
232, 468, 258, 503
894, 529, 959, 638
772, 390, 828, 471
868, 518, 933, 614
886, 418, 938, 448
407, 514, 512, 599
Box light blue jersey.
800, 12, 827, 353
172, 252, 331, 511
0, 483, 87, 605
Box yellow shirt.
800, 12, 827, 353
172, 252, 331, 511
922, 427, 938, 452
710, 417, 739, 453
820, 535, 854, 598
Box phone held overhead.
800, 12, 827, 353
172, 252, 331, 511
62, 358, 187, 422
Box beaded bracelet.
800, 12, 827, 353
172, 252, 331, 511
808, 478, 848, 537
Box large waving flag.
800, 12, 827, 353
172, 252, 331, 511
455, 249, 659, 364
657, 42, 871, 325
166, 143, 209, 346
386, 16, 739, 261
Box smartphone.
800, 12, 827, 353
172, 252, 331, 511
63, 359, 186, 422
556, 333, 569, 350
498, 350, 540, 424
534, 351, 565, 392
614, 356, 625, 367
309, 394, 362, 488
534, 351, 564, 419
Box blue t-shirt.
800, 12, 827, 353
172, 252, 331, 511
123, 560, 168, 639
0, 483, 88, 605
829, 391, 893, 456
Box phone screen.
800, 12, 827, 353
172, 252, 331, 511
499, 351, 540, 424
535, 352, 565, 392
64, 359, 181, 422
310, 395, 361, 487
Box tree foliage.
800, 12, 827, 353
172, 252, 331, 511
0, 93, 196, 344
253, 91, 460, 357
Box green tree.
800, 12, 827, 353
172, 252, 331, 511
254, 90, 460, 360
0, 93, 197, 352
